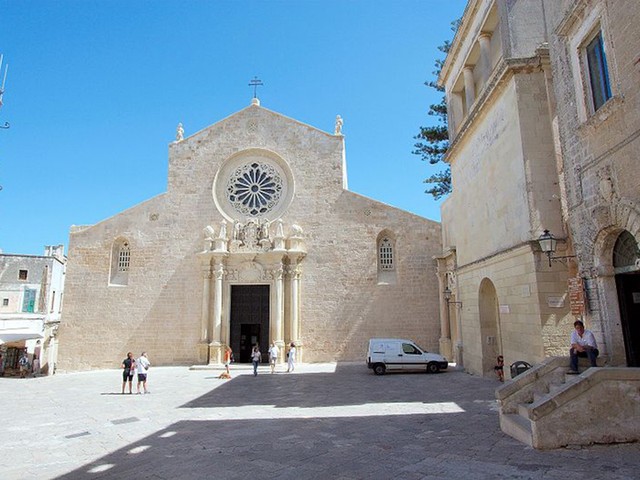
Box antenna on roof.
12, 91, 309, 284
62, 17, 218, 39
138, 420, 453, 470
0, 54, 9, 130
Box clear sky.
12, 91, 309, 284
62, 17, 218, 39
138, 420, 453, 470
0, 0, 466, 255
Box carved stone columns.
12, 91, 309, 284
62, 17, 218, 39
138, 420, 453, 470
198, 260, 213, 364
208, 259, 225, 365
436, 258, 452, 361
288, 256, 303, 361
273, 263, 285, 360
478, 33, 492, 84
463, 66, 476, 109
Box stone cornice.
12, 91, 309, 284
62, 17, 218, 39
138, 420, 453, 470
554, 0, 592, 36
444, 53, 548, 164
439, 0, 484, 86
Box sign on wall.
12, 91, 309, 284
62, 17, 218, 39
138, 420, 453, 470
568, 277, 586, 316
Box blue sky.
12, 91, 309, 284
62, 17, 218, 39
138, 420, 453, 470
0, 0, 466, 255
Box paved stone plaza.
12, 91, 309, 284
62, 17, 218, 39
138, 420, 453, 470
2, 364, 638, 479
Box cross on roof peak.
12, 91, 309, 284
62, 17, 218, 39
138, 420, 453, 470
248, 76, 264, 99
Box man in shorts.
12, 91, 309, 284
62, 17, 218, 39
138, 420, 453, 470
136, 352, 151, 394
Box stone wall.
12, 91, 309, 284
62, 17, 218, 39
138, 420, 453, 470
544, 0, 640, 365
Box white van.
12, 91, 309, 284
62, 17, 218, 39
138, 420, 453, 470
366, 338, 448, 375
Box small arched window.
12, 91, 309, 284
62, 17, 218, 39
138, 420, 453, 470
379, 238, 394, 270
377, 231, 397, 285
110, 238, 131, 286
118, 244, 130, 272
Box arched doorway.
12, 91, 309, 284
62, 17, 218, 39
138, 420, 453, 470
613, 230, 640, 366
478, 278, 502, 376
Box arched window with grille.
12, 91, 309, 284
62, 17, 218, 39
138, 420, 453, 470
377, 231, 397, 285
110, 238, 131, 286
379, 237, 394, 270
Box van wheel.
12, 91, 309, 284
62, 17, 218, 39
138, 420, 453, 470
373, 364, 386, 375
427, 362, 440, 374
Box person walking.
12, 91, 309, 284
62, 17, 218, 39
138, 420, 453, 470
223, 346, 233, 375
251, 345, 261, 377
268, 342, 279, 374
136, 352, 151, 394
32, 355, 40, 377
287, 342, 296, 373
121, 352, 135, 394
18, 350, 30, 378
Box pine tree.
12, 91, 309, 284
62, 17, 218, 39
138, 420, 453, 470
413, 21, 460, 200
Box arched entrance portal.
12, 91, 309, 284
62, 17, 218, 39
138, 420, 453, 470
613, 230, 640, 366
478, 278, 502, 376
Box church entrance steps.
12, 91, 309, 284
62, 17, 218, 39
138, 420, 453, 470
497, 356, 640, 449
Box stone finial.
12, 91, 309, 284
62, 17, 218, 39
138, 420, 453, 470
334, 115, 343, 135
203, 225, 215, 240
275, 219, 285, 238
176, 122, 184, 142
217, 220, 227, 240
203, 225, 215, 251
251, 97, 260, 106
290, 224, 303, 237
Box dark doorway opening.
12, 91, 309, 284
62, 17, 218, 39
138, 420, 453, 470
616, 273, 640, 367
230, 285, 270, 363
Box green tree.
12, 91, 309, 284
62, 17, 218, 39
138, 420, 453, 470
413, 21, 460, 200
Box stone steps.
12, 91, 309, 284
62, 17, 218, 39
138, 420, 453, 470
500, 413, 533, 447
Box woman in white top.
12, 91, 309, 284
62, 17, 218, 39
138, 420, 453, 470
268, 343, 279, 374
287, 342, 296, 373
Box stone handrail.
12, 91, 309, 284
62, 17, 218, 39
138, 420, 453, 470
496, 357, 567, 414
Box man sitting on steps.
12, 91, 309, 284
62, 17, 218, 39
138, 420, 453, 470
568, 320, 599, 374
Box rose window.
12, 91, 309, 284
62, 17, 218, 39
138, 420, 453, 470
226, 162, 283, 216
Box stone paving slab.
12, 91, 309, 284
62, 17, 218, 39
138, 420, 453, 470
1, 363, 638, 479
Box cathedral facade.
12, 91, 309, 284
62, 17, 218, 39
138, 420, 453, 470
57, 100, 442, 370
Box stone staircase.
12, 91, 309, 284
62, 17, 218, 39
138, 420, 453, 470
496, 356, 640, 449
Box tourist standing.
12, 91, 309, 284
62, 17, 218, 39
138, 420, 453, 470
251, 345, 261, 377
268, 342, 279, 374
287, 342, 296, 373
32, 355, 40, 377
121, 352, 135, 394
18, 350, 30, 378
136, 352, 151, 394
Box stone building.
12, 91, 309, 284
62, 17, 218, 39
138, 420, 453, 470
0, 245, 66, 375
436, 0, 573, 377
57, 99, 442, 371
543, 0, 640, 368
438, 0, 640, 377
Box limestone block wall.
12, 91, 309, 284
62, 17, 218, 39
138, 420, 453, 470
58, 105, 442, 370
544, 0, 640, 365
456, 245, 572, 377
303, 191, 442, 362
446, 79, 530, 265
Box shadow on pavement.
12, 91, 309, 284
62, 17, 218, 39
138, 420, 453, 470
181, 364, 488, 409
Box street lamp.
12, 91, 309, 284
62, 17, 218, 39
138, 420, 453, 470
443, 287, 462, 307
538, 229, 576, 267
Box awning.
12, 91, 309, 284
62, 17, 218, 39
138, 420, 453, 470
0, 318, 45, 344
0, 332, 45, 345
